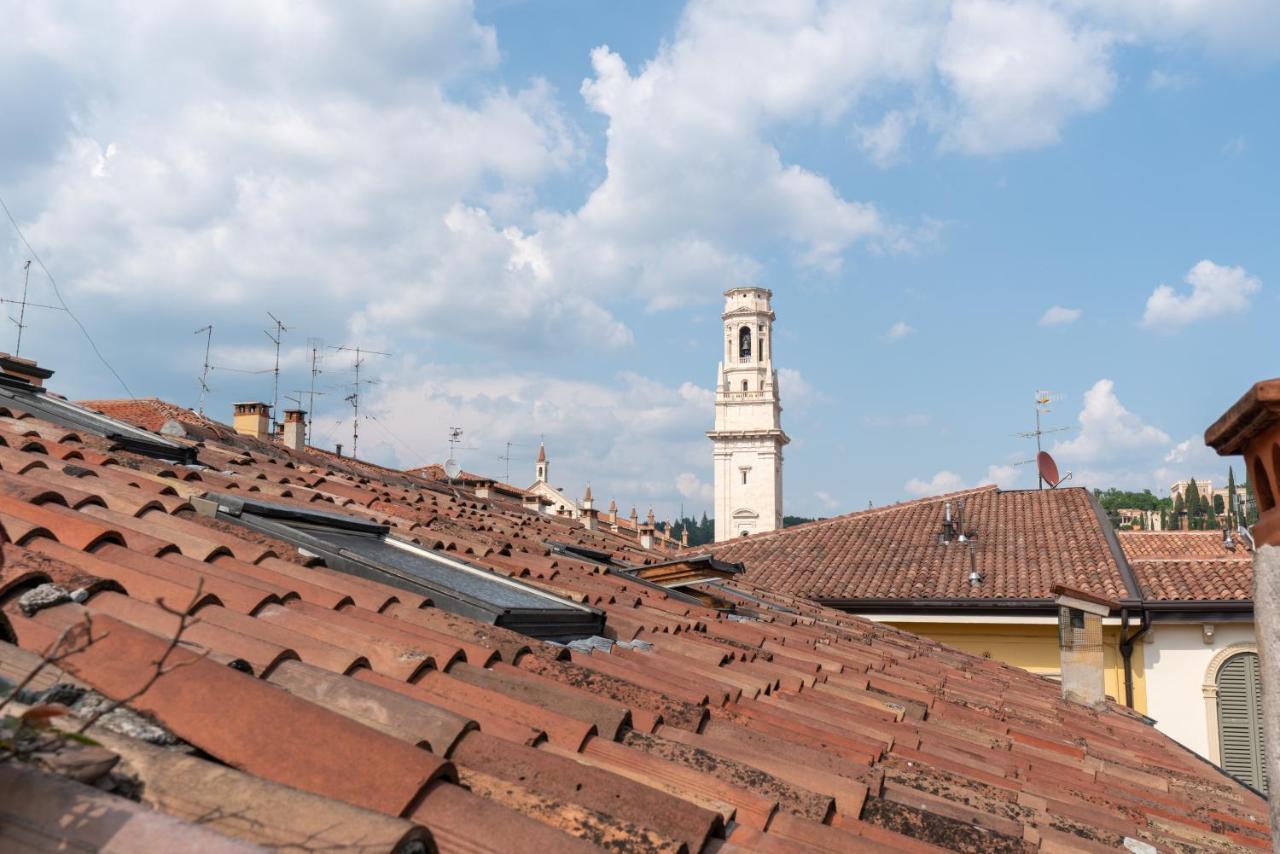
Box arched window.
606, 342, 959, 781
738, 326, 752, 361
741, 380, 748, 393
1217, 651, 1268, 792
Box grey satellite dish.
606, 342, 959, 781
443, 458, 462, 480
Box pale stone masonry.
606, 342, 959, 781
707, 286, 789, 541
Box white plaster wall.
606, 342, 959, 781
1143, 621, 1256, 760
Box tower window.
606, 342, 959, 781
741, 380, 748, 392
742, 470, 748, 485
739, 326, 752, 361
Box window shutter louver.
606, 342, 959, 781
1217, 652, 1267, 793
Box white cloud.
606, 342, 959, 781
777, 367, 824, 409
885, 320, 915, 340
308, 363, 715, 518
858, 111, 912, 167
936, 0, 1115, 154
814, 490, 840, 510
1147, 69, 1193, 90
1140, 260, 1261, 331
1222, 136, 1247, 156
1039, 305, 1082, 326
676, 472, 714, 502
1051, 379, 1170, 463
981, 464, 1023, 489
905, 470, 966, 496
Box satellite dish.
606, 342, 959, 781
443, 458, 461, 480
1036, 451, 1072, 489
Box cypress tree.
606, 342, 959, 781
1184, 480, 1203, 530
1173, 493, 1185, 530
1226, 466, 1237, 530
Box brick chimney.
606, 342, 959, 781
282, 409, 306, 451
1053, 585, 1114, 708
1206, 378, 1280, 546
232, 402, 271, 440
1206, 378, 1280, 841
0, 353, 53, 388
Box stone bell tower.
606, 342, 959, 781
707, 287, 789, 541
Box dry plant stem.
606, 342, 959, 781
0, 616, 98, 717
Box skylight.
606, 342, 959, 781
0, 374, 195, 463
200, 492, 604, 640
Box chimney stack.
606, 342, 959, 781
282, 409, 306, 451
1206, 378, 1280, 840
1052, 585, 1114, 708
0, 353, 53, 388
232, 402, 271, 440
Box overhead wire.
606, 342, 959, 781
364, 412, 428, 467
0, 191, 135, 398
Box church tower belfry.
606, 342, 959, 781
707, 287, 789, 541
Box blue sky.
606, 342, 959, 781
1, 1, 1277, 522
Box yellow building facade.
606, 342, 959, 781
877, 619, 1147, 715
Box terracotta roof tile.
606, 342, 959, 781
1, 389, 1268, 851
714, 486, 1133, 603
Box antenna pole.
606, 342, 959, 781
265, 313, 289, 436
330, 343, 390, 459
306, 338, 323, 444
14, 260, 31, 356
194, 324, 213, 415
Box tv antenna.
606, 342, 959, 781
3, 258, 67, 357
305, 338, 324, 444
330, 344, 390, 458
194, 325, 213, 415
497, 440, 528, 484
1012, 389, 1074, 487
264, 313, 289, 435
443, 426, 479, 483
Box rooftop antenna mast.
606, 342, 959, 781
497, 440, 528, 484
194, 325, 213, 415
305, 338, 324, 444
330, 344, 390, 459
265, 313, 289, 436
3, 259, 67, 357
14, 260, 30, 356
1013, 389, 1072, 488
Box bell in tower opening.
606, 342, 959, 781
739, 326, 752, 361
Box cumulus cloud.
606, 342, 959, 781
1052, 379, 1170, 462
905, 470, 966, 496
858, 111, 912, 167
676, 472, 714, 502
885, 321, 915, 340
1039, 305, 1082, 326
309, 363, 716, 517
1140, 260, 1261, 331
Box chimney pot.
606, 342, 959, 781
232, 402, 271, 440
1052, 585, 1113, 708
282, 409, 307, 451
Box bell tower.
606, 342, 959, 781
707, 287, 789, 541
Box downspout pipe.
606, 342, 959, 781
1119, 606, 1151, 709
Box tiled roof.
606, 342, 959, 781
78, 397, 229, 437
1118, 531, 1251, 561
1119, 531, 1254, 602
1131, 560, 1255, 602
0, 396, 1269, 852
714, 485, 1136, 603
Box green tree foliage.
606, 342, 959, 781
1172, 494, 1185, 530
1184, 480, 1204, 529
1226, 466, 1238, 530
1093, 488, 1166, 529
783, 515, 816, 527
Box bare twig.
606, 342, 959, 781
76, 581, 208, 735
0, 615, 97, 717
